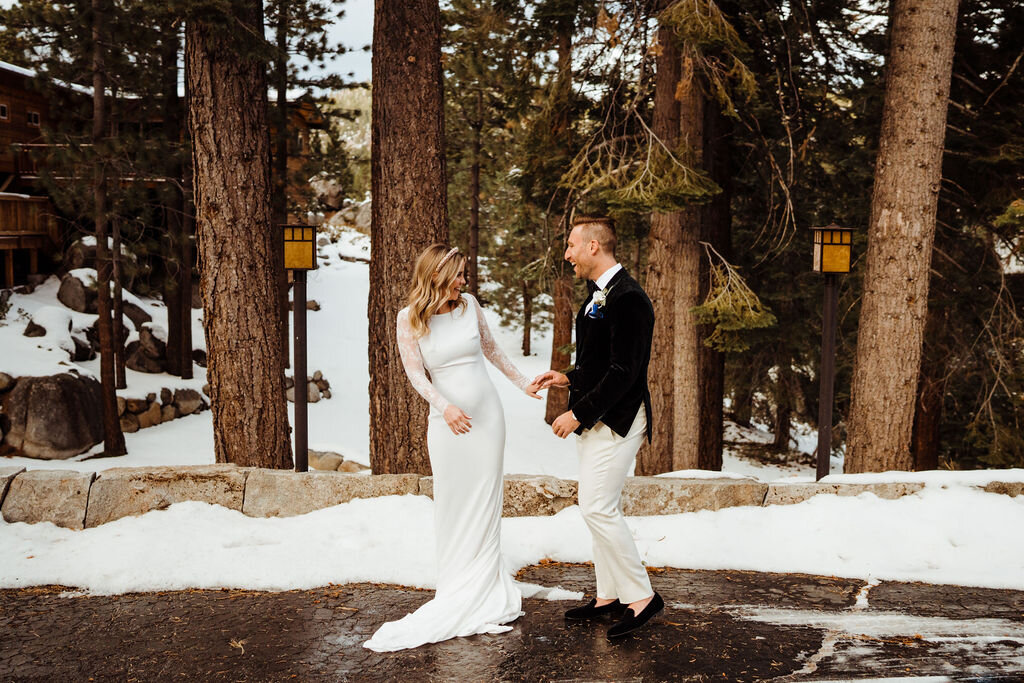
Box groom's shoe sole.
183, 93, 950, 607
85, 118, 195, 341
607, 592, 664, 639
564, 599, 626, 621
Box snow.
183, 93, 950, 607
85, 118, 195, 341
1, 484, 1022, 596
3, 224, 1024, 596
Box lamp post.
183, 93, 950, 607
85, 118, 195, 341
283, 224, 318, 472
811, 223, 853, 481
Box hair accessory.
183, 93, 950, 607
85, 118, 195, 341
435, 247, 460, 274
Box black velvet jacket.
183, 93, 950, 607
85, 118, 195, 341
565, 268, 654, 441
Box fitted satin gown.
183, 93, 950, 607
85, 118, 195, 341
363, 293, 528, 652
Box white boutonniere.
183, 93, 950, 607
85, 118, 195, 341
587, 287, 610, 319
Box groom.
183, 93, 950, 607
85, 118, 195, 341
534, 215, 663, 639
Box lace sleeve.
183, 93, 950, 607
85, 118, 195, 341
470, 295, 531, 391
396, 309, 451, 413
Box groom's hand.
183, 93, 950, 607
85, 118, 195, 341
552, 411, 580, 439
533, 370, 569, 390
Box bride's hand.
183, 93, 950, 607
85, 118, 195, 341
524, 382, 543, 399
443, 405, 472, 435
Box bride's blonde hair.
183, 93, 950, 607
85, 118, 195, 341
407, 244, 468, 338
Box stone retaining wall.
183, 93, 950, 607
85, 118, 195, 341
0, 464, 1021, 530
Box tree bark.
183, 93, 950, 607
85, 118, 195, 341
638, 22, 682, 476
369, 0, 448, 474
911, 306, 947, 470
543, 20, 574, 426
521, 279, 532, 356
273, 0, 290, 371
111, 217, 126, 389
468, 90, 482, 298
845, 0, 958, 472
92, 0, 125, 457
186, 1, 292, 469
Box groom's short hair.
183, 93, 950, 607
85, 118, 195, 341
571, 215, 617, 254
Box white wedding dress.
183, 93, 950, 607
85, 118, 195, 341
363, 293, 529, 652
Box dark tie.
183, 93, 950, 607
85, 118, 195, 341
586, 280, 599, 295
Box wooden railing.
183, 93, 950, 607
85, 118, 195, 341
0, 195, 56, 238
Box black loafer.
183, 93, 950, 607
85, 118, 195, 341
607, 592, 664, 639
564, 598, 625, 621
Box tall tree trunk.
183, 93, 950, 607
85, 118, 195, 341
92, 0, 125, 457
274, 0, 290, 370
369, 0, 448, 474
111, 217, 126, 389
521, 279, 532, 356
186, 1, 292, 468
179, 53, 194, 382
467, 90, 482, 297
544, 21, 574, 426
911, 306, 947, 470
638, 22, 681, 476
846, 0, 958, 472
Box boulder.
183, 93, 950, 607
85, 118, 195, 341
308, 383, 322, 403
315, 378, 330, 392
0, 372, 16, 393
160, 388, 173, 405
0, 466, 25, 509
242, 470, 419, 518
763, 481, 926, 506
309, 450, 345, 471
23, 320, 46, 337
983, 481, 1024, 497
85, 464, 250, 527
161, 404, 179, 423
0, 373, 104, 459
120, 412, 140, 433
192, 349, 207, 368
125, 341, 165, 373
173, 388, 203, 416
201, 383, 211, 397
71, 334, 95, 361
138, 326, 166, 360
1, 470, 95, 529
285, 376, 295, 390
354, 201, 371, 233
117, 396, 126, 416
622, 477, 768, 515
57, 272, 96, 313
125, 398, 149, 414
137, 401, 163, 429
322, 389, 332, 400
503, 475, 578, 517
338, 460, 368, 473
121, 301, 152, 330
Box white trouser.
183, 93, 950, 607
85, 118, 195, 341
576, 406, 652, 605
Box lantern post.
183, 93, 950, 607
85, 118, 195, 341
811, 223, 853, 481
282, 224, 317, 472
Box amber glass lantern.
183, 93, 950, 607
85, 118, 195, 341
811, 223, 853, 273
283, 224, 317, 271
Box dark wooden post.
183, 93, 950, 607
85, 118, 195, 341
816, 273, 839, 480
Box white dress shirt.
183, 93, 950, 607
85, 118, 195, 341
587, 263, 622, 315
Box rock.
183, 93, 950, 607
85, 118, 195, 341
307, 300, 320, 311
315, 378, 330, 391
71, 334, 95, 361
125, 398, 149, 414
138, 326, 166, 360
173, 388, 203, 416
201, 384, 211, 397
57, 273, 96, 313
763, 481, 926, 506
192, 349, 207, 368
623, 477, 768, 515
354, 201, 371, 233
317, 237, 330, 246
146, 392, 156, 403
117, 396, 126, 416
161, 404, 179, 423
0, 372, 17, 393
313, 370, 323, 381
983, 481, 1024, 497
322, 389, 332, 400
337, 460, 367, 473
137, 402, 163, 429
309, 450, 344, 471
310, 176, 346, 209
85, 465, 250, 527
307, 383, 321, 403
125, 341, 165, 373
23, 320, 46, 337
120, 412, 140, 433
160, 388, 173, 405
121, 301, 152, 330
88, 317, 129, 348
242, 471, 418, 518
284, 376, 294, 390
1, 470, 95, 529
285, 387, 295, 402
0, 466, 25, 509
0, 373, 104, 460
418, 475, 578, 517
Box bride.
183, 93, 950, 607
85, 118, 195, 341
363, 244, 541, 652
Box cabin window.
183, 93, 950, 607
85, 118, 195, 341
0, 103, 8, 121
27, 110, 40, 127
